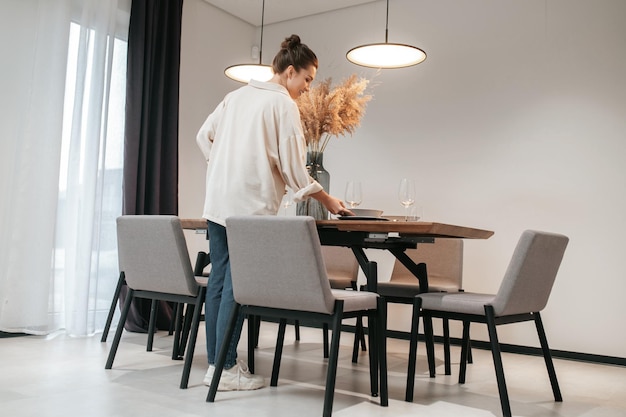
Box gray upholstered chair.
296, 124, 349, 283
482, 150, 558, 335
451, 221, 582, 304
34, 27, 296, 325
206, 216, 388, 417
323, 245, 359, 290
406, 230, 569, 417
105, 215, 207, 389
100, 250, 210, 357
252, 245, 364, 363
379, 239, 464, 297
373, 239, 466, 374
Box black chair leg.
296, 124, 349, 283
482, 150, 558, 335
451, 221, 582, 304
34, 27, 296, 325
358, 315, 367, 350
459, 320, 471, 384
147, 299, 158, 351
207, 303, 241, 402
322, 323, 329, 358
168, 303, 178, 336
351, 318, 361, 363
174, 303, 189, 359
443, 318, 451, 375
485, 305, 512, 417
294, 319, 301, 341
271, 319, 287, 387
423, 315, 436, 378
405, 297, 422, 402
534, 312, 562, 402
180, 291, 204, 389
366, 311, 378, 397
466, 322, 473, 364
350, 315, 367, 363
322, 302, 344, 417
105, 289, 134, 369
254, 314, 261, 347
377, 297, 388, 406
175, 304, 194, 360
243, 313, 260, 371
101, 272, 125, 342
172, 304, 183, 360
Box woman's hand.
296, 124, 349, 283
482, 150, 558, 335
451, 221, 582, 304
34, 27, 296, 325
311, 190, 354, 217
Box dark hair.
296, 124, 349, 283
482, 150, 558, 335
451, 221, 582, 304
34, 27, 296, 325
271, 34, 318, 74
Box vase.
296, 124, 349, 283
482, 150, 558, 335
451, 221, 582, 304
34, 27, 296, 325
296, 151, 330, 220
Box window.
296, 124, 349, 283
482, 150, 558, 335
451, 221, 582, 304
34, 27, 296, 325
54, 16, 128, 335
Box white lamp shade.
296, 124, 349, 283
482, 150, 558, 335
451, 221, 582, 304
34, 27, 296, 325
346, 43, 426, 69
224, 64, 274, 83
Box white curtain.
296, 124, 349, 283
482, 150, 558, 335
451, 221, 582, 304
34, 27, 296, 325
0, 0, 130, 336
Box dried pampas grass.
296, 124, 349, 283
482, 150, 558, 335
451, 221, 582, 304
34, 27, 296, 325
296, 74, 372, 153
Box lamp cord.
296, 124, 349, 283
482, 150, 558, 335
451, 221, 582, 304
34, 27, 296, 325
385, 0, 389, 43
259, 0, 265, 65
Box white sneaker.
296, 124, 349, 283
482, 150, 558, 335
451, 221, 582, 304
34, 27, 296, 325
203, 365, 215, 386
216, 360, 265, 391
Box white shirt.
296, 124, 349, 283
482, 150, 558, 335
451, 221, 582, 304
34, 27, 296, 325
196, 79, 322, 226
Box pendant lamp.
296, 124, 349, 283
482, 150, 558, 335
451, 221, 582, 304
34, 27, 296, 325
224, 0, 273, 83
346, 0, 426, 69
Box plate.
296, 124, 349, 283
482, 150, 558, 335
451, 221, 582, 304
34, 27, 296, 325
350, 208, 384, 217
338, 216, 389, 221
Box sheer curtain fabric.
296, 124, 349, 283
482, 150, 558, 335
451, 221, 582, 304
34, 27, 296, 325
0, 0, 130, 336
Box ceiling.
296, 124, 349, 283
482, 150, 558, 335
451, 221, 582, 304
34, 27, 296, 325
203, 0, 378, 26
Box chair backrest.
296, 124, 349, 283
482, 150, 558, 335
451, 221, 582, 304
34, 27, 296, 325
321, 246, 359, 283
225, 216, 336, 314
390, 239, 463, 291
116, 215, 198, 296
492, 230, 569, 316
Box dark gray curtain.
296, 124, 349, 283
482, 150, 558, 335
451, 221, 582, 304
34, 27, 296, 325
121, 0, 184, 332
123, 0, 182, 216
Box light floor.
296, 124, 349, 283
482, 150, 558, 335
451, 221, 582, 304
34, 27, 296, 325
1, 323, 625, 417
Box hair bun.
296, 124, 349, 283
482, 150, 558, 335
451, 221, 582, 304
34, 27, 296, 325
281, 34, 301, 50
273, 34, 317, 73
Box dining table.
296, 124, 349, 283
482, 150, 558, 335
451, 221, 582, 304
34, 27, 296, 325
181, 216, 494, 293
181, 216, 493, 377
316, 217, 493, 292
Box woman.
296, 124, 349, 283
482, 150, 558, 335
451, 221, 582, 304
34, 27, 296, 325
196, 34, 351, 391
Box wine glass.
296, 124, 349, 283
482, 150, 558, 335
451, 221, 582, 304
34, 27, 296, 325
398, 178, 416, 221
344, 181, 363, 209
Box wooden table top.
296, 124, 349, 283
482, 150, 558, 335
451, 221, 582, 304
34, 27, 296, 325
181, 218, 493, 240
317, 218, 493, 239
181, 218, 209, 230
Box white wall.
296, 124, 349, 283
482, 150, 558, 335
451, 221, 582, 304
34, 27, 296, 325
180, 0, 626, 358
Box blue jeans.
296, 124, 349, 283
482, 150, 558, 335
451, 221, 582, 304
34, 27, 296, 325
205, 221, 243, 369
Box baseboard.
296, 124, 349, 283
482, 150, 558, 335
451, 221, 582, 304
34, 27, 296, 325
382, 327, 626, 367
259, 318, 625, 367
0, 331, 29, 338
